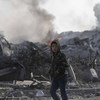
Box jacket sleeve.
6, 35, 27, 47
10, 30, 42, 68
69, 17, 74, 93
61, 53, 69, 68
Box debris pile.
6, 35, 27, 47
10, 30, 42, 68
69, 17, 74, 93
0, 30, 100, 82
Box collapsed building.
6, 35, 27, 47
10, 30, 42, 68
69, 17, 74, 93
0, 29, 100, 83
0, 35, 50, 81
59, 30, 100, 82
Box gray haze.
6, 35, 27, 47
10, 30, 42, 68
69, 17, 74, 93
1, 0, 100, 43
94, 3, 100, 30
42, 0, 100, 32
0, 0, 54, 43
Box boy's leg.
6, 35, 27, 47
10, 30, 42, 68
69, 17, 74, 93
59, 76, 68, 100
50, 79, 60, 100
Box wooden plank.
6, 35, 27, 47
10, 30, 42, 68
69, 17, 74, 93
0, 68, 13, 76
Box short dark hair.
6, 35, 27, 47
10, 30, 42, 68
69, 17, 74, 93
51, 41, 57, 46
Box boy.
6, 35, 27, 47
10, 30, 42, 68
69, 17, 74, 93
49, 39, 69, 100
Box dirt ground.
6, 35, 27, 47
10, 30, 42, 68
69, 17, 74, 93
0, 96, 99, 100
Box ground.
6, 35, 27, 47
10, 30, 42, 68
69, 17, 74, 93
0, 81, 100, 100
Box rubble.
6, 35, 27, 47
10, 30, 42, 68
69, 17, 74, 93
1, 30, 100, 82
0, 30, 100, 99
0, 82, 100, 99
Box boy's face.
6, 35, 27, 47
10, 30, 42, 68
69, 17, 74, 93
51, 43, 59, 53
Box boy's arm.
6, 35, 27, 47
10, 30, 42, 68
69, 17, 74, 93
62, 53, 78, 84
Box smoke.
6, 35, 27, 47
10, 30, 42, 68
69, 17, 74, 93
94, 3, 100, 30
0, 0, 54, 43
42, 0, 100, 33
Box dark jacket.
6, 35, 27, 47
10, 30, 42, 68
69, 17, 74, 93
49, 40, 69, 79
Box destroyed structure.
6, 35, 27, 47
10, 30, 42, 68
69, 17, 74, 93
0, 30, 100, 99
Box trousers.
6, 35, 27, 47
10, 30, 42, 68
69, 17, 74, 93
50, 75, 68, 100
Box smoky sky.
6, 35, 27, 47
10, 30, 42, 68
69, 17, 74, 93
42, 0, 100, 32
94, 3, 100, 30
0, 0, 54, 43
0, 0, 100, 43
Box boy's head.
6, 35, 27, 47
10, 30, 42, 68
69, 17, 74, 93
50, 39, 60, 53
